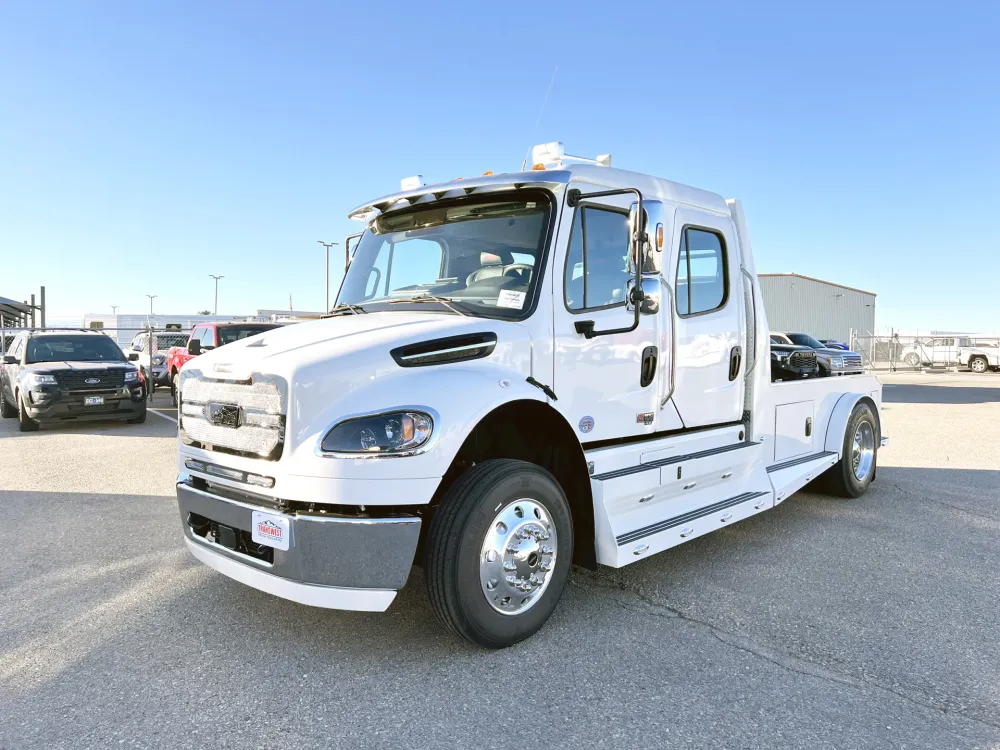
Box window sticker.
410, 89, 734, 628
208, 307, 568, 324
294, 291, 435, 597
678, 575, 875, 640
497, 290, 526, 309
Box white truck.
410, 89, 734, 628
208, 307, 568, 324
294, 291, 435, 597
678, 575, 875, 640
956, 337, 1000, 373
175, 143, 885, 648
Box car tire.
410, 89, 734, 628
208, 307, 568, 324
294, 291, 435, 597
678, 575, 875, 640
17, 391, 40, 432
969, 356, 988, 374
127, 406, 147, 424
904, 353, 921, 367
0, 388, 15, 419
820, 401, 879, 499
170, 371, 179, 405
425, 459, 574, 649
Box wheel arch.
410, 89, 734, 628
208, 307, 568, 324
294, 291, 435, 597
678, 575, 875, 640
824, 392, 881, 457
427, 399, 596, 569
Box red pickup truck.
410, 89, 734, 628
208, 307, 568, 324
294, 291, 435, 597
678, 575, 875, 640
167, 322, 283, 400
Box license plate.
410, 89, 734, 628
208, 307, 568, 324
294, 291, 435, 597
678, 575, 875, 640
84, 396, 104, 406
251, 510, 290, 551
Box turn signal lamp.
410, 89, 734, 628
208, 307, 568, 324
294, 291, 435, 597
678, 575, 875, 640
656, 223, 664, 249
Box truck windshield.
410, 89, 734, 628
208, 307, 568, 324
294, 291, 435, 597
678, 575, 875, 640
337, 193, 551, 318
26, 335, 127, 364
218, 325, 279, 345
788, 333, 826, 349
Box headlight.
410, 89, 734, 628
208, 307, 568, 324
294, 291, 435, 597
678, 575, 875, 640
321, 411, 434, 455
152, 354, 166, 365
821, 356, 844, 368
24, 373, 57, 388
124, 368, 139, 383
772, 352, 788, 361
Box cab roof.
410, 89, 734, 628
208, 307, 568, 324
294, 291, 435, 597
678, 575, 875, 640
348, 165, 731, 221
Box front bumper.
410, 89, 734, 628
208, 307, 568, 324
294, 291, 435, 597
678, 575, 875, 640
177, 479, 421, 611
24, 386, 146, 422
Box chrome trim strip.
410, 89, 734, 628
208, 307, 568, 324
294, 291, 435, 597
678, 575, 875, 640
766, 451, 838, 473
591, 441, 756, 481
398, 342, 490, 360
616, 491, 769, 546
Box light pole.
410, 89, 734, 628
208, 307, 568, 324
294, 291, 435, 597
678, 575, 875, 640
318, 241, 339, 312
110, 305, 119, 316
209, 275, 224, 315
146, 295, 157, 316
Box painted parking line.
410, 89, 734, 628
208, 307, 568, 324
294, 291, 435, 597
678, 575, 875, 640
149, 409, 178, 425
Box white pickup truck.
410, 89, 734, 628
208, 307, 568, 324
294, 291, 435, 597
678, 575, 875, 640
176, 143, 884, 648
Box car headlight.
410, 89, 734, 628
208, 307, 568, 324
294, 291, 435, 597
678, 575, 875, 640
24, 373, 57, 388
124, 368, 139, 383
822, 356, 844, 368
321, 410, 434, 455
152, 354, 166, 365
772, 352, 789, 361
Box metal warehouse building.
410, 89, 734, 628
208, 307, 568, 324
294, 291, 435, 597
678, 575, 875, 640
758, 274, 876, 344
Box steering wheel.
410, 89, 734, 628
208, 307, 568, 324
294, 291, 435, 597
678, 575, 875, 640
502, 264, 534, 283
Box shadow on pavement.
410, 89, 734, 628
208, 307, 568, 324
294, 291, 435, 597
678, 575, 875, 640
882, 383, 1000, 405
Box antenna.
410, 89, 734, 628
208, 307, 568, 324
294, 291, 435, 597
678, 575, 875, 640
520, 65, 558, 171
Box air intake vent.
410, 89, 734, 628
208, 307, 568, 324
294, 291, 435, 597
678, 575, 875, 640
391, 333, 497, 368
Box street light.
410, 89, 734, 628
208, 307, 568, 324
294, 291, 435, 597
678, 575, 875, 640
318, 240, 339, 312
209, 275, 224, 315
110, 305, 119, 316
146, 295, 157, 316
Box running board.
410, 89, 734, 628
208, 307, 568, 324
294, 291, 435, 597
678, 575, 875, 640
767, 451, 840, 504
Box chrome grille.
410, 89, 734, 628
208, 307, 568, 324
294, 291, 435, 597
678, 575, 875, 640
842, 353, 862, 367
179, 373, 287, 460
788, 351, 817, 368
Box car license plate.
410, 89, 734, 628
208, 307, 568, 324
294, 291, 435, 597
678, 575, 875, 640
84, 395, 104, 406
251, 510, 290, 551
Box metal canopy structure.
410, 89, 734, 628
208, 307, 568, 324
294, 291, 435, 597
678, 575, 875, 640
0, 295, 34, 327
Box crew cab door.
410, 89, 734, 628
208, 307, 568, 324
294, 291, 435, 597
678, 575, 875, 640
666, 208, 744, 428
551, 194, 661, 442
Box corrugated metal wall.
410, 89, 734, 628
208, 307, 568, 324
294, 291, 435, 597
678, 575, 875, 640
759, 275, 876, 343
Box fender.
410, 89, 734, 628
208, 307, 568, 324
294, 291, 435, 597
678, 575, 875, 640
823, 391, 881, 457
286, 362, 549, 482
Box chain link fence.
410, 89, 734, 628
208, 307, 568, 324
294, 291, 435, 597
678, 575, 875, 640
849, 332, 1000, 372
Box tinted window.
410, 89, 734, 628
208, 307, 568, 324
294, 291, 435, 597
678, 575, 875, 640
217, 325, 279, 345
675, 228, 727, 315
564, 207, 630, 310
26, 335, 126, 363
200, 327, 216, 347
788, 333, 825, 349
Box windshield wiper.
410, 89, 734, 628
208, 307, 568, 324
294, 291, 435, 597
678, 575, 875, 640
323, 303, 367, 317
387, 294, 468, 317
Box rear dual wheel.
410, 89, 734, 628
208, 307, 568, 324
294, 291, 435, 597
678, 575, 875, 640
425, 459, 573, 649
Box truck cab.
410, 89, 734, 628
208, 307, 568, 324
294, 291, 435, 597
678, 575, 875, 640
175, 144, 883, 648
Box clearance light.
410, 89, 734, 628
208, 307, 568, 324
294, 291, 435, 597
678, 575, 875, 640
656, 223, 664, 250
400, 175, 425, 191
532, 163, 546, 171
482, 170, 494, 176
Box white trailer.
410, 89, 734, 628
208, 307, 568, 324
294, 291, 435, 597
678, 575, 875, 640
175, 143, 885, 648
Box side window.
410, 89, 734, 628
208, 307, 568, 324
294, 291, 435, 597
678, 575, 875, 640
564, 206, 630, 311
201, 327, 216, 347
675, 227, 727, 316
386, 239, 443, 294
190, 327, 203, 346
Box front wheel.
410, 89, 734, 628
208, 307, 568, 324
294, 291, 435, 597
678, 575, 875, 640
0, 388, 15, 419
821, 401, 879, 498
904, 353, 921, 367
425, 459, 573, 649
969, 356, 988, 374
17, 392, 40, 432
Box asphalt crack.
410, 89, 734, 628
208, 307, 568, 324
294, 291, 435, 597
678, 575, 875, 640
571, 573, 1000, 732
886, 482, 998, 523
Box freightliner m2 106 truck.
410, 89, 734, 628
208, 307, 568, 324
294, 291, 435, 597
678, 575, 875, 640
176, 143, 884, 648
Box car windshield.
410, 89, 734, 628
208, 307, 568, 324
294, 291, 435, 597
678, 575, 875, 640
26, 335, 126, 364
218, 325, 279, 345
337, 193, 551, 319
788, 333, 825, 349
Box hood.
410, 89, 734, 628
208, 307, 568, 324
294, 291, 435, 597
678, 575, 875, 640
190, 311, 535, 381
24, 361, 132, 373
770, 343, 814, 353
814, 347, 849, 357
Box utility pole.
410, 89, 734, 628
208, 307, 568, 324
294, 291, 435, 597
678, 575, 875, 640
317, 241, 338, 312
209, 275, 224, 315
40, 286, 46, 328
111, 305, 119, 316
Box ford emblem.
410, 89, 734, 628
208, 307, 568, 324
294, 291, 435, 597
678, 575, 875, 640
85, 378, 101, 384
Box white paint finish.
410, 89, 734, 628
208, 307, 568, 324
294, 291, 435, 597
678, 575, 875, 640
768, 453, 840, 506
585, 423, 744, 478
184, 538, 397, 611
666, 206, 745, 428
773, 401, 815, 462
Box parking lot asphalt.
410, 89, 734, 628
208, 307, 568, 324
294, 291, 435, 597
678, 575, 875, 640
2, 373, 999, 749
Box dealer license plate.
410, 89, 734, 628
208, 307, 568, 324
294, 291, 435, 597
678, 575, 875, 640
84, 396, 104, 406
251, 510, 290, 551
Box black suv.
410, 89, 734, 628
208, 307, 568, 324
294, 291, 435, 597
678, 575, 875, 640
1, 330, 146, 431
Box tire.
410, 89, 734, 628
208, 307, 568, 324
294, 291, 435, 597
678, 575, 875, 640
17, 391, 40, 432
969, 356, 988, 374
170, 371, 178, 404
0, 388, 14, 418
127, 406, 147, 424
821, 401, 879, 498
425, 459, 574, 649
904, 353, 921, 367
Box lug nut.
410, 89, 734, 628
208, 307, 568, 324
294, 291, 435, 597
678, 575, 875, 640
505, 575, 518, 586
539, 562, 551, 572
540, 545, 554, 555
503, 561, 516, 571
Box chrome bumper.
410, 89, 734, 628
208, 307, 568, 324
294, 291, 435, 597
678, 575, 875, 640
177, 480, 421, 610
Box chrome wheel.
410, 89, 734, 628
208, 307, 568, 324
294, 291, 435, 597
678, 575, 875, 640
971, 357, 987, 373
852, 421, 875, 481
480, 499, 557, 616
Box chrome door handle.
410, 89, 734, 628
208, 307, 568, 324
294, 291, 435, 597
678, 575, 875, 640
719, 513, 733, 523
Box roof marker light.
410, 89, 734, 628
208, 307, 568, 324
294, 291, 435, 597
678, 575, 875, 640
532, 163, 545, 171
400, 175, 425, 191
482, 170, 494, 176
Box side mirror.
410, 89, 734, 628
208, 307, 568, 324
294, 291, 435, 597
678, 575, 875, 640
187, 339, 202, 355
128, 352, 140, 361
2, 355, 16, 365
628, 277, 662, 315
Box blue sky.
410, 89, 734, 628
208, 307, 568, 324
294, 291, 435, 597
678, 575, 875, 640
2, 1, 997, 332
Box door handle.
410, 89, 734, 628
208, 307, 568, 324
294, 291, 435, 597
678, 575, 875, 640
640, 346, 658, 387
729, 346, 742, 381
